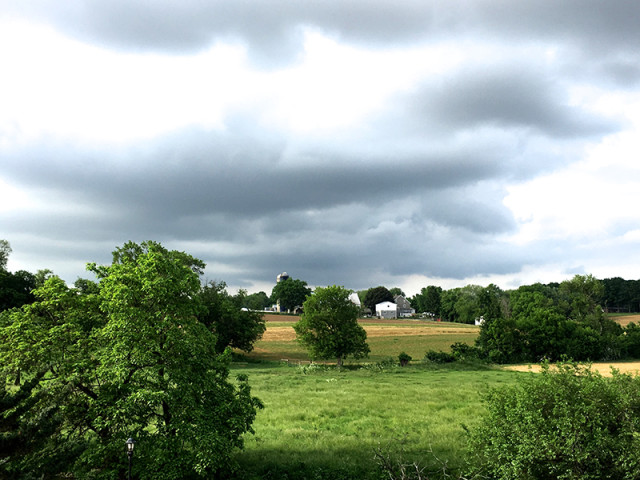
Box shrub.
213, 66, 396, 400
424, 350, 455, 364
450, 342, 481, 361
468, 362, 640, 480
398, 352, 412, 366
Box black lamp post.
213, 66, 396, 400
126, 437, 135, 480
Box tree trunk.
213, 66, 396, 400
336, 356, 343, 367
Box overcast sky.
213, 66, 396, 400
2, 1, 640, 296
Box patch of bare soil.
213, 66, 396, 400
364, 326, 477, 337
504, 362, 640, 377
261, 327, 297, 341
609, 314, 640, 327
263, 314, 299, 323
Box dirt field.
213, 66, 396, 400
505, 361, 640, 377
609, 314, 640, 327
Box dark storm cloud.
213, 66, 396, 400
417, 67, 616, 138
2, 128, 502, 222
10, 1, 640, 65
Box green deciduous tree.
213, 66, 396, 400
198, 282, 266, 353
388, 287, 405, 297
271, 277, 311, 312
242, 290, 271, 311
0, 269, 36, 312
293, 285, 370, 366
0, 241, 262, 479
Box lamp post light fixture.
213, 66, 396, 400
126, 438, 135, 480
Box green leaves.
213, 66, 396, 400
0, 241, 261, 479
469, 363, 640, 480
294, 285, 370, 365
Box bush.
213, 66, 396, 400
398, 352, 412, 366
449, 342, 481, 361
424, 350, 455, 363
468, 362, 640, 480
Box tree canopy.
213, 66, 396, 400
198, 281, 266, 353
293, 285, 370, 366
271, 277, 311, 312
469, 363, 640, 479
0, 241, 262, 479
475, 276, 624, 363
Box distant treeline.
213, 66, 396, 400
601, 277, 640, 312
409, 276, 640, 323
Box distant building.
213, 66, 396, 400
376, 301, 397, 319
394, 295, 415, 317
349, 292, 361, 307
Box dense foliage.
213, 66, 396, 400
601, 277, 640, 312
475, 276, 629, 363
0, 241, 262, 479
469, 363, 640, 480
293, 285, 370, 366
198, 281, 266, 353
270, 277, 311, 312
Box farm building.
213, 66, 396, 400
376, 301, 397, 319
394, 295, 415, 317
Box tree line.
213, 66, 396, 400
409, 275, 640, 364
409, 277, 640, 322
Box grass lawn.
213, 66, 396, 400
232, 362, 521, 479
230, 316, 517, 479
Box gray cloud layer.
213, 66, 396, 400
2, 1, 638, 292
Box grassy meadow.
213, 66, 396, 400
231, 315, 521, 479
244, 314, 480, 363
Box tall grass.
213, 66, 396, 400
232, 362, 521, 479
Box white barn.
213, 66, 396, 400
376, 301, 397, 319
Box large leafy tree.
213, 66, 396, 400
198, 281, 266, 353
293, 285, 370, 366
242, 291, 271, 311
0, 241, 262, 479
270, 277, 311, 312
0, 240, 37, 312
0, 269, 36, 312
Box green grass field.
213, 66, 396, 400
230, 316, 521, 479
244, 315, 479, 363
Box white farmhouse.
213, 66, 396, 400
376, 301, 397, 319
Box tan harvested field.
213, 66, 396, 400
260, 314, 478, 342
610, 313, 640, 327
505, 361, 640, 377
261, 324, 476, 342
